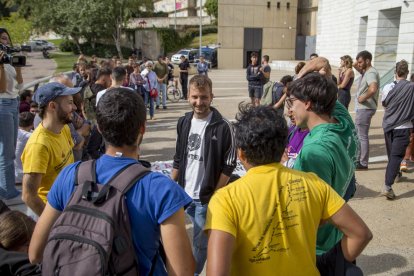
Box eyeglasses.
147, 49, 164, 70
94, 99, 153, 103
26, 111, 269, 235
285, 97, 299, 108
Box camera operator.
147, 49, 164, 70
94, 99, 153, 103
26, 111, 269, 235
0, 28, 24, 204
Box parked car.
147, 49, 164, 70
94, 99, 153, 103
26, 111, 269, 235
171, 49, 198, 64
194, 47, 217, 68
22, 40, 55, 51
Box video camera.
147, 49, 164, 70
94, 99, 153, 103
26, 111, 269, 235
0, 44, 26, 67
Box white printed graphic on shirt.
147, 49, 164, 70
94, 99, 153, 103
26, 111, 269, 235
184, 112, 212, 199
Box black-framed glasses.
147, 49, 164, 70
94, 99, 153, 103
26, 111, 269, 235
285, 97, 299, 108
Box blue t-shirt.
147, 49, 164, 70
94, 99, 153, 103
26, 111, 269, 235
47, 154, 192, 275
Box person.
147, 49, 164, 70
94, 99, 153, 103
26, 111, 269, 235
96, 66, 131, 105
0, 210, 41, 276
272, 75, 293, 117
28, 88, 195, 275
179, 55, 190, 100
197, 55, 209, 76
153, 55, 168, 109
246, 52, 264, 106
205, 104, 372, 276
142, 61, 158, 120
260, 54, 271, 84
68, 63, 82, 87
171, 75, 237, 275
165, 57, 175, 86
21, 82, 80, 217
0, 28, 24, 204
288, 66, 359, 255
14, 112, 34, 186
283, 99, 309, 168
310, 53, 319, 60
337, 55, 355, 109
29, 102, 39, 115
19, 90, 32, 113
353, 50, 380, 170
129, 63, 145, 97
381, 60, 414, 200
293, 61, 306, 80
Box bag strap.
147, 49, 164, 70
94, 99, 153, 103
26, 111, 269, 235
75, 160, 96, 186
107, 163, 151, 194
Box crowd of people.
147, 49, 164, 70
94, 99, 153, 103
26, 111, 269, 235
1, 24, 414, 275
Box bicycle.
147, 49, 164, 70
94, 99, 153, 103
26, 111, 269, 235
166, 83, 182, 103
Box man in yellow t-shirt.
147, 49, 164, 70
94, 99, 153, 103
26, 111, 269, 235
205, 105, 372, 276
21, 82, 80, 217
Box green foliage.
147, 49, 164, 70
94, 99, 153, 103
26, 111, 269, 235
134, 11, 168, 18
156, 26, 218, 54
59, 39, 132, 59
0, 12, 32, 44
204, 0, 218, 19
189, 33, 217, 48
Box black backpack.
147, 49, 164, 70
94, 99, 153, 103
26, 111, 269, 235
42, 160, 150, 276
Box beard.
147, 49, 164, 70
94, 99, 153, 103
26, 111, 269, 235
57, 105, 73, 124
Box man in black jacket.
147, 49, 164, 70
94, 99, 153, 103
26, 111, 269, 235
171, 75, 237, 275
381, 60, 414, 199
246, 52, 264, 106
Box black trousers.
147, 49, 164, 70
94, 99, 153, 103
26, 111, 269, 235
384, 128, 411, 187
338, 89, 351, 110
180, 73, 188, 99
317, 242, 363, 276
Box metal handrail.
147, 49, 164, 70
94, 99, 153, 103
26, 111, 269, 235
22, 71, 72, 92
379, 67, 395, 91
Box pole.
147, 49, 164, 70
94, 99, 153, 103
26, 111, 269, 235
199, 0, 202, 56
174, 0, 177, 30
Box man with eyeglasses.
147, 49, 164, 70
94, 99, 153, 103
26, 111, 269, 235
286, 60, 359, 265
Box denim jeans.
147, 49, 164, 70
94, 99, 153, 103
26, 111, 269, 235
144, 90, 155, 118
156, 83, 167, 107
186, 200, 208, 275
0, 97, 20, 199
355, 109, 376, 166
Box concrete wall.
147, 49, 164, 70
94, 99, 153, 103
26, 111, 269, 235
316, 0, 414, 77
153, 0, 207, 17
128, 16, 212, 29
134, 30, 162, 60
218, 0, 298, 69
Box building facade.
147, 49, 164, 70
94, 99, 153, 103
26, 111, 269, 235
218, 0, 298, 69
316, 0, 414, 76
153, 0, 208, 17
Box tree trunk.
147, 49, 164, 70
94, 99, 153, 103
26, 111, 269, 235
72, 35, 82, 54
113, 17, 123, 60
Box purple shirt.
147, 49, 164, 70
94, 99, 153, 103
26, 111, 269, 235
286, 126, 309, 168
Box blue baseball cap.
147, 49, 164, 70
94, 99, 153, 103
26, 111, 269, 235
33, 82, 81, 106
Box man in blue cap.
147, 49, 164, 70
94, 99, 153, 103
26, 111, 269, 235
21, 82, 80, 217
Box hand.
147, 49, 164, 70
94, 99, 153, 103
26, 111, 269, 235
358, 96, 365, 103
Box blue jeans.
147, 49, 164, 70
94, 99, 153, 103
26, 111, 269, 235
186, 201, 208, 275
156, 83, 167, 107
144, 90, 155, 118
0, 97, 20, 199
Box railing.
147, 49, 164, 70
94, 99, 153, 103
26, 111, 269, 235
379, 67, 395, 91
22, 71, 71, 92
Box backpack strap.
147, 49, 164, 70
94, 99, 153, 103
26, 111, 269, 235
91, 163, 151, 204
75, 160, 96, 186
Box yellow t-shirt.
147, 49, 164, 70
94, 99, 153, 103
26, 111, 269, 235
205, 163, 345, 276
22, 124, 74, 202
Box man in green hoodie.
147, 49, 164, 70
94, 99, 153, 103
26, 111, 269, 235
287, 65, 359, 256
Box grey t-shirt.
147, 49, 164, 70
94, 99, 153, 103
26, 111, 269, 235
356, 66, 380, 110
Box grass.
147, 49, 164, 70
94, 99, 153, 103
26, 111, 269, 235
47, 38, 64, 48
189, 33, 217, 48
50, 51, 78, 73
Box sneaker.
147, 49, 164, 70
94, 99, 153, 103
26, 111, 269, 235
163, 106, 167, 110
156, 105, 160, 109
381, 189, 396, 200
400, 160, 408, 172
356, 162, 368, 171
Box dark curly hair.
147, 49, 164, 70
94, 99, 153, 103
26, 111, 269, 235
96, 87, 146, 147
287, 72, 337, 116
233, 104, 288, 165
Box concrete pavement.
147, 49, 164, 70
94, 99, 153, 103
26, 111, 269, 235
19, 53, 414, 275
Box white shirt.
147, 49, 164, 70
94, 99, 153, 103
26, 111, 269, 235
15, 129, 31, 183
0, 64, 23, 98
96, 86, 134, 106
184, 112, 213, 199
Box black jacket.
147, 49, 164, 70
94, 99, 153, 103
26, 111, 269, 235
0, 248, 41, 276
246, 64, 263, 87
173, 107, 237, 204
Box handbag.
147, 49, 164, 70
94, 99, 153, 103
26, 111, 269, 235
147, 77, 158, 99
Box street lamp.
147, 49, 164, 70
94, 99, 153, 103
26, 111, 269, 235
199, 0, 202, 57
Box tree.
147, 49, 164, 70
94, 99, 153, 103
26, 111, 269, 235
204, 0, 218, 21
7, 0, 153, 59
0, 12, 32, 44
